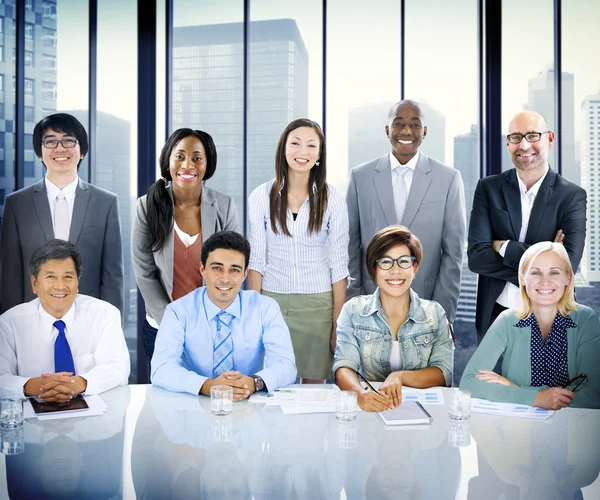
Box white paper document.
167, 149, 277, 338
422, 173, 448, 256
370, 383, 445, 406
249, 388, 337, 407
24, 394, 107, 420
471, 398, 554, 420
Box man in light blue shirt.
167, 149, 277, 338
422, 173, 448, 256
151, 231, 297, 397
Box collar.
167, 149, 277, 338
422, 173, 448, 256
389, 150, 420, 173
202, 288, 242, 322
361, 288, 427, 323
516, 167, 548, 197
38, 298, 77, 336
45, 175, 79, 203
515, 312, 577, 330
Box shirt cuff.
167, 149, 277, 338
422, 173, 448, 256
330, 267, 350, 285
499, 240, 510, 257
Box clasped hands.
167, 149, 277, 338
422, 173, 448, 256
24, 372, 87, 403
200, 371, 256, 401
357, 372, 403, 412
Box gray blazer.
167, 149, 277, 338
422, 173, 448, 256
0, 178, 124, 314
131, 184, 241, 325
346, 152, 466, 323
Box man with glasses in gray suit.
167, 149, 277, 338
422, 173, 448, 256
0, 113, 123, 314
346, 99, 466, 326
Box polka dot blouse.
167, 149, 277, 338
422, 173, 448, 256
514, 313, 576, 387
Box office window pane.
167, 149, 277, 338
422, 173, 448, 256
27, 0, 89, 186
327, 0, 401, 193
0, 3, 15, 224
563, 0, 600, 321
502, 0, 554, 172
97, 0, 138, 382
172, 0, 244, 223
405, 0, 478, 383
248, 0, 323, 197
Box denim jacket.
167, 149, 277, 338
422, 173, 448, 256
332, 288, 453, 386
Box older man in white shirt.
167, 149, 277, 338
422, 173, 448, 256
0, 239, 130, 400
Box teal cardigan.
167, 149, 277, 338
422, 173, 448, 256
460, 305, 600, 409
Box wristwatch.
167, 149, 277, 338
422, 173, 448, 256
252, 375, 265, 392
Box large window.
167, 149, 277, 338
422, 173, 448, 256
97, 0, 138, 381
172, 0, 245, 221
563, 0, 600, 323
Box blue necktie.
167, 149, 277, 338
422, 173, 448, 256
213, 311, 234, 378
54, 320, 75, 374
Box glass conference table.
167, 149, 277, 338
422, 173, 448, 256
1, 384, 599, 499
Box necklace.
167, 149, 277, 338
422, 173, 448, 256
288, 190, 308, 203
174, 204, 201, 219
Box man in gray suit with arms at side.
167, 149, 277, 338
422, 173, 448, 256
0, 113, 123, 314
346, 99, 466, 324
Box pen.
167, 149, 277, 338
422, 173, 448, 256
356, 370, 384, 396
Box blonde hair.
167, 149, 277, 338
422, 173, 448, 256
516, 241, 577, 319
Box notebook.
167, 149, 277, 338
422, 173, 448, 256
376, 401, 433, 426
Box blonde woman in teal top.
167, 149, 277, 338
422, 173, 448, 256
460, 241, 600, 409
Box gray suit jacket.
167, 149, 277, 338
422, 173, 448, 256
0, 178, 124, 314
346, 152, 466, 322
131, 184, 240, 325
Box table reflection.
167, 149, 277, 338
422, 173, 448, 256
469, 409, 600, 500
4, 386, 129, 499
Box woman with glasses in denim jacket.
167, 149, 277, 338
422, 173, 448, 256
333, 225, 453, 412
461, 241, 600, 409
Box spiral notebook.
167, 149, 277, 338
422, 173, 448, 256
376, 401, 434, 426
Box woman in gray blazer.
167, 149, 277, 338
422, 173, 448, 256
132, 129, 240, 362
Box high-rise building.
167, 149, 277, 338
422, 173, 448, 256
453, 124, 478, 226
527, 69, 576, 183
0, 2, 58, 214
456, 253, 477, 324
347, 100, 446, 172
580, 93, 600, 283
172, 19, 309, 217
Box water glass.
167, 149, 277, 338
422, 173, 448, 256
0, 397, 24, 428
0, 426, 25, 455
335, 391, 358, 422
448, 389, 471, 421
211, 385, 233, 416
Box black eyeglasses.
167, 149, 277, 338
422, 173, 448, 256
42, 139, 79, 149
506, 131, 548, 145
375, 256, 416, 270
562, 373, 587, 392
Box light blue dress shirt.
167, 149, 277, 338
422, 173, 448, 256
151, 287, 297, 395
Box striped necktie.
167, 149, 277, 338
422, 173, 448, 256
54, 320, 75, 374
213, 311, 234, 377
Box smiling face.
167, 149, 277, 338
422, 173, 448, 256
30, 258, 79, 319
200, 248, 248, 309
374, 244, 418, 301
284, 126, 321, 174
507, 111, 554, 174
385, 103, 427, 164
39, 128, 83, 180
523, 250, 571, 309
168, 135, 207, 191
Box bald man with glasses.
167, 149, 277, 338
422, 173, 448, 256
467, 111, 587, 344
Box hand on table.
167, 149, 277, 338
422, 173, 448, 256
534, 387, 574, 410
357, 390, 392, 412
379, 372, 403, 409
25, 373, 87, 403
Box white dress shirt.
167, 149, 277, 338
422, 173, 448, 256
389, 150, 420, 195
248, 180, 350, 294
496, 169, 549, 308
0, 295, 130, 397
45, 175, 78, 234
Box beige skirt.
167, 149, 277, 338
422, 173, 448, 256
263, 290, 333, 380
